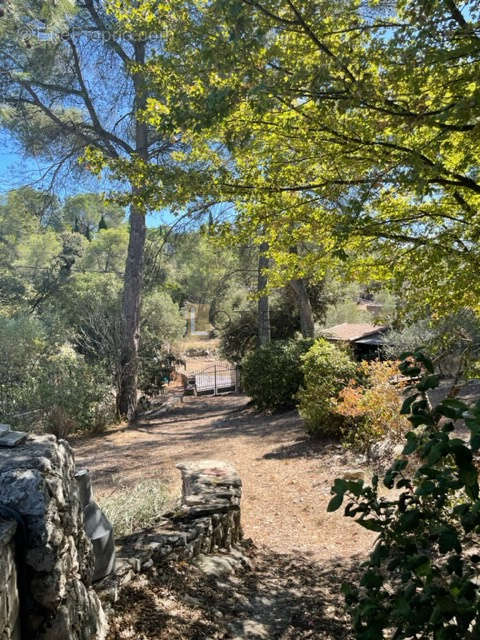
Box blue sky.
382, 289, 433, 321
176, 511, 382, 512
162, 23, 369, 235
0, 149, 48, 192
0, 145, 173, 227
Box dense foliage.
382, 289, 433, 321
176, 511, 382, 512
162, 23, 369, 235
338, 360, 409, 456
102, 0, 480, 318
0, 316, 113, 435
297, 339, 356, 435
385, 310, 480, 378
0, 189, 185, 432
241, 339, 313, 411
2, 0, 480, 418
219, 292, 302, 362
329, 352, 480, 639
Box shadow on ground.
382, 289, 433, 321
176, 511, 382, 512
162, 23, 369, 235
74, 398, 312, 489
262, 436, 335, 460
106, 545, 361, 640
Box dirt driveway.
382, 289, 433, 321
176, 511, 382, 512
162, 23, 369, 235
73, 394, 375, 561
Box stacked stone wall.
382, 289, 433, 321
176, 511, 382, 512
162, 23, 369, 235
0, 434, 107, 640
97, 460, 243, 599
0, 521, 20, 640
0, 426, 243, 638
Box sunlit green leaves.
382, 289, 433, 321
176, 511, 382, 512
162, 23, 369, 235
329, 351, 480, 637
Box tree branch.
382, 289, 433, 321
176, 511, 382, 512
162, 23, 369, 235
285, 0, 357, 83
240, 0, 299, 26
65, 35, 134, 156
13, 81, 112, 155
82, 0, 132, 67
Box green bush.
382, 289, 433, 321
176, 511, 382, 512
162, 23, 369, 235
97, 479, 170, 537
38, 346, 115, 437
219, 297, 302, 363
241, 338, 313, 411
0, 315, 115, 436
138, 289, 185, 396
329, 352, 480, 639
0, 315, 46, 424
297, 338, 356, 435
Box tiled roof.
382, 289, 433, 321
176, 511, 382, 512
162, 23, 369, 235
321, 323, 386, 342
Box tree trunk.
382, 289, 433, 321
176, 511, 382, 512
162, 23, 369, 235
118, 205, 146, 417
257, 240, 271, 346
117, 40, 148, 419
289, 278, 315, 338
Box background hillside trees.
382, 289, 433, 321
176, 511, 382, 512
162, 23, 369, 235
0, 0, 190, 416
0, 187, 185, 427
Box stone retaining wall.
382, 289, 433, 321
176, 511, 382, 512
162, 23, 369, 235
0, 434, 107, 640
0, 521, 20, 640
0, 426, 243, 638
96, 460, 243, 600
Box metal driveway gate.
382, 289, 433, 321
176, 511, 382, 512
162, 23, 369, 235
189, 364, 239, 396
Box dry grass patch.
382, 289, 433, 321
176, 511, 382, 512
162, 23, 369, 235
98, 479, 171, 537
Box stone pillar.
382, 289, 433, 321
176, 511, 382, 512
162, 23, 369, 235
0, 521, 20, 640
0, 434, 107, 640
176, 460, 243, 548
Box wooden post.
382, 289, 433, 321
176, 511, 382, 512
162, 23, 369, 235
214, 365, 217, 396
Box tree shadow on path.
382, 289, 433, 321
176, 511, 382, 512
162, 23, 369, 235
106, 544, 361, 639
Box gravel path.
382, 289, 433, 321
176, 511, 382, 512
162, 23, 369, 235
74, 394, 376, 638
106, 545, 363, 640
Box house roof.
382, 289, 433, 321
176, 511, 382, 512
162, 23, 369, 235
321, 323, 387, 343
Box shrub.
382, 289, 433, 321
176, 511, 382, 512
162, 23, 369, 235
329, 351, 480, 639
297, 338, 356, 435
38, 346, 115, 437
241, 338, 313, 411
0, 315, 115, 435
0, 315, 46, 425
97, 479, 170, 537
138, 349, 183, 397
337, 360, 410, 455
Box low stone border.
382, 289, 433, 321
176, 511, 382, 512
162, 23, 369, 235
95, 460, 243, 603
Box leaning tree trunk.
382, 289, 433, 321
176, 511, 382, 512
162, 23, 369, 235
257, 240, 271, 346
289, 278, 315, 338
117, 40, 148, 419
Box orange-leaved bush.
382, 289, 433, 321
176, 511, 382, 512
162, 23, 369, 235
337, 360, 409, 455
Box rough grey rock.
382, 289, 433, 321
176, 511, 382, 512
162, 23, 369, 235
0, 520, 20, 640
369, 437, 406, 471
0, 430, 27, 448
341, 469, 366, 482
0, 434, 107, 640
194, 547, 253, 578
194, 553, 236, 577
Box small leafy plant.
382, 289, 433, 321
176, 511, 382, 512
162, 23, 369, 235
328, 350, 480, 639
